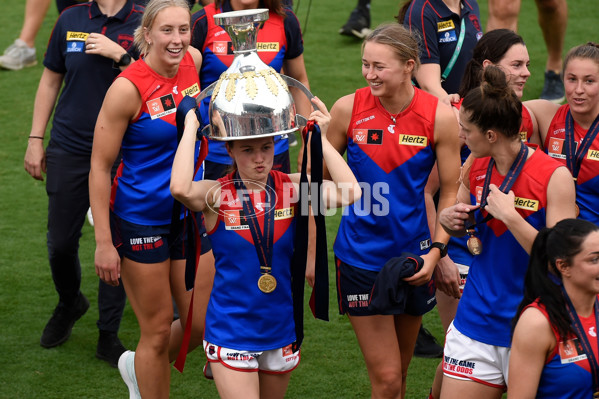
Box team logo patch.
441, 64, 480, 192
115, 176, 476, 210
223, 209, 249, 230
282, 344, 294, 357
514, 197, 539, 211
146, 94, 176, 119
469, 14, 481, 32
117, 34, 134, 50
547, 137, 571, 159
587, 149, 599, 161
66, 41, 84, 53
437, 20, 455, 32
182, 83, 200, 97
66, 31, 89, 41
399, 134, 427, 146
475, 185, 483, 205
257, 42, 280, 52
353, 129, 383, 145
559, 338, 587, 364
213, 41, 234, 55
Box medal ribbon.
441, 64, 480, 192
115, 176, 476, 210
234, 172, 275, 278
290, 120, 329, 352
560, 285, 599, 393
467, 141, 529, 229
564, 109, 599, 180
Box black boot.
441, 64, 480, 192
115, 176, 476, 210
96, 330, 127, 368
414, 325, 443, 358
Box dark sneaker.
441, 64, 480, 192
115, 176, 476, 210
339, 6, 372, 39
40, 294, 89, 348
96, 331, 127, 368
540, 70, 565, 104
413, 326, 443, 359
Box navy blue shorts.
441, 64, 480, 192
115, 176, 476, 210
111, 212, 211, 263
335, 257, 436, 316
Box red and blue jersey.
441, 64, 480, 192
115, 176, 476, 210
43, 0, 143, 156
545, 104, 599, 225
110, 52, 203, 226
205, 171, 297, 351
527, 301, 596, 399
454, 148, 563, 347
334, 87, 438, 271
191, 1, 303, 163
404, 0, 482, 94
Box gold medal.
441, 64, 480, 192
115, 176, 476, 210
593, 392, 599, 398
466, 229, 483, 256
258, 274, 277, 293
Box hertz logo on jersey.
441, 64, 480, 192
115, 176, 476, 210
66, 31, 89, 41
399, 134, 427, 147
587, 149, 599, 161
257, 42, 280, 52
182, 83, 200, 97
514, 197, 539, 211
519, 131, 527, 142
437, 20, 455, 32
274, 207, 294, 220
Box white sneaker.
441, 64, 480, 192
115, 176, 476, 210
0, 39, 37, 70
86, 207, 94, 227
118, 350, 141, 399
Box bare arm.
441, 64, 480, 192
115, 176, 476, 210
170, 109, 220, 218
89, 78, 139, 286
524, 99, 560, 148
484, 165, 576, 254
414, 63, 449, 100
406, 101, 461, 286
289, 98, 360, 208
24, 68, 64, 181
508, 307, 554, 399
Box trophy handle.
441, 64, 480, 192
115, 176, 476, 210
280, 74, 321, 127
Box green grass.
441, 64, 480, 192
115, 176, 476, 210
0, 0, 595, 397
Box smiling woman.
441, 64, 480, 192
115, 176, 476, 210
324, 23, 462, 399
88, 0, 215, 397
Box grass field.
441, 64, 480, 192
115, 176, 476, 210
0, 0, 596, 397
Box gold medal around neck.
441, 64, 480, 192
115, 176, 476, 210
466, 229, 483, 256
258, 274, 277, 293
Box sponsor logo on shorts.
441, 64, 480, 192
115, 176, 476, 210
66, 31, 89, 41
257, 42, 280, 52
443, 356, 475, 375
129, 236, 164, 251
346, 293, 369, 308
146, 94, 176, 119
282, 344, 294, 357
399, 134, 427, 147
225, 352, 259, 361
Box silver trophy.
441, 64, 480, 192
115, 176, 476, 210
197, 8, 316, 140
